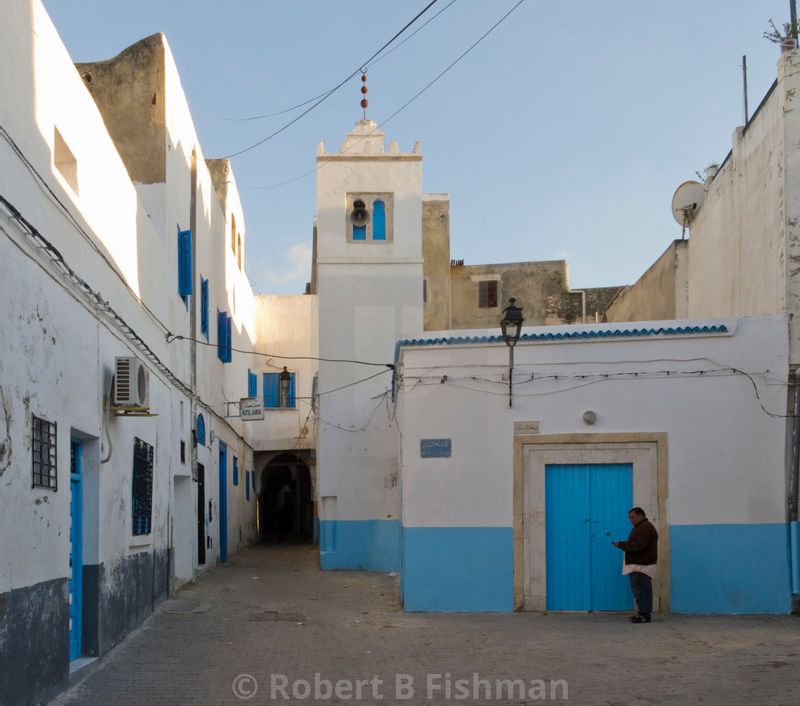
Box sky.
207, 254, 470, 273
43, 0, 791, 295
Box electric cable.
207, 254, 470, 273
0, 126, 173, 336
220, 0, 440, 159
207, 0, 459, 123
166, 333, 393, 368
244, 0, 525, 190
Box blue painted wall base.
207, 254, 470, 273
402, 527, 514, 612
319, 519, 401, 572
670, 523, 791, 614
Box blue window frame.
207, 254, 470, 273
178, 228, 193, 301
233, 456, 238, 486
263, 371, 296, 408
245, 471, 251, 501
372, 200, 386, 240
247, 369, 258, 397
217, 310, 232, 363
200, 278, 209, 340
353, 224, 366, 240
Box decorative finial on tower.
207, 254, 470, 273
360, 71, 368, 119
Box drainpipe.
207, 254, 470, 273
569, 290, 587, 324
790, 368, 800, 598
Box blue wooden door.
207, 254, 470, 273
218, 442, 228, 563
69, 439, 83, 660
545, 463, 633, 611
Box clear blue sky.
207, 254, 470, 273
44, 0, 790, 295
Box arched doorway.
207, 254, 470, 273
259, 453, 314, 543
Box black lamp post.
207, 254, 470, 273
279, 366, 291, 408
499, 297, 524, 408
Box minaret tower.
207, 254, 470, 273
314, 76, 424, 571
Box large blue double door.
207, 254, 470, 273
545, 463, 633, 611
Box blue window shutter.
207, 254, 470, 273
353, 225, 366, 240
196, 414, 206, 446
288, 373, 297, 408
245, 471, 250, 501
200, 278, 209, 339
264, 373, 280, 408
217, 311, 227, 362
248, 370, 257, 397
225, 314, 233, 363
372, 201, 386, 240
233, 457, 238, 486
178, 229, 193, 297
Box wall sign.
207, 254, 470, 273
420, 438, 452, 458
240, 397, 263, 421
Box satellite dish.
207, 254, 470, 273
671, 181, 705, 232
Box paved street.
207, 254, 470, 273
52, 544, 800, 706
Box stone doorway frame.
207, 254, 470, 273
513, 433, 669, 612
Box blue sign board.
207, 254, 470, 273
420, 438, 452, 458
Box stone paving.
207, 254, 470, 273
51, 544, 800, 706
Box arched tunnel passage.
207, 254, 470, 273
259, 452, 314, 543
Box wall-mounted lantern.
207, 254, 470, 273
279, 366, 292, 408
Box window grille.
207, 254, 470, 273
479, 280, 498, 308
132, 438, 154, 536
32, 414, 57, 489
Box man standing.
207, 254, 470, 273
613, 507, 658, 623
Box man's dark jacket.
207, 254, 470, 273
618, 519, 658, 565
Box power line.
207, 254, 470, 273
400, 366, 794, 418
220, 0, 441, 159
244, 0, 525, 190
166, 333, 393, 368
207, 0, 459, 123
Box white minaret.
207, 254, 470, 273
315, 86, 424, 570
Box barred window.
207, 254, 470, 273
32, 415, 57, 489
132, 438, 154, 536
478, 280, 498, 308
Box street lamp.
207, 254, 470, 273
499, 297, 524, 408
279, 366, 291, 408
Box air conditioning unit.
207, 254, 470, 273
114, 356, 150, 408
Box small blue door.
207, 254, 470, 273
545, 463, 633, 611
69, 439, 83, 660
218, 441, 228, 563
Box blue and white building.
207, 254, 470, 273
394, 317, 792, 614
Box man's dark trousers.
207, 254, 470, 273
629, 572, 652, 618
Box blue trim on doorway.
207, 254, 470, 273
218, 442, 228, 563
402, 526, 513, 612
670, 523, 791, 614
319, 519, 400, 572
69, 439, 83, 660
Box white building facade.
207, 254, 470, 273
0, 3, 316, 704
395, 316, 792, 614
